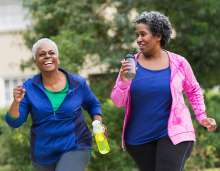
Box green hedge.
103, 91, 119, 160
0, 90, 219, 170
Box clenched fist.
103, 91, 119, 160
13, 85, 26, 103
202, 118, 217, 132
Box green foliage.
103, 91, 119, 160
88, 73, 118, 104
0, 108, 9, 165
0, 108, 34, 171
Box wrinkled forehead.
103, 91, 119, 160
37, 43, 56, 53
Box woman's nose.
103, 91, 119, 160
137, 35, 142, 43
45, 53, 51, 58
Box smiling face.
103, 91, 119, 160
136, 23, 162, 56
34, 43, 59, 73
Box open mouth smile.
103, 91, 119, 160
45, 62, 53, 66
139, 44, 146, 49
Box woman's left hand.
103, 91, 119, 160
91, 124, 108, 139
101, 124, 108, 139
202, 118, 217, 132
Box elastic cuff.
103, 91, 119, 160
118, 80, 132, 89
7, 111, 19, 120
90, 107, 102, 118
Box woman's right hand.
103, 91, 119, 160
120, 61, 131, 82
13, 85, 26, 103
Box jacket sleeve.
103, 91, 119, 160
5, 83, 30, 128
182, 58, 207, 125
111, 71, 132, 108
81, 78, 102, 119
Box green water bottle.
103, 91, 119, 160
92, 120, 110, 154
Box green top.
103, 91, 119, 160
44, 76, 69, 112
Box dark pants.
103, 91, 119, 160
31, 150, 90, 171
125, 135, 194, 171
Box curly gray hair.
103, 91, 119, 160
135, 11, 172, 48
32, 38, 59, 60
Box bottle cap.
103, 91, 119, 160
92, 120, 104, 133
125, 52, 135, 59
92, 120, 100, 127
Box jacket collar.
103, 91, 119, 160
32, 68, 81, 90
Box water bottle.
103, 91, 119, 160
125, 52, 136, 80
92, 120, 110, 154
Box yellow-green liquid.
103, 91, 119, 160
94, 132, 110, 154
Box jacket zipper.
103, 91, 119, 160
167, 60, 183, 138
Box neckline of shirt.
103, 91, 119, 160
137, 61, 170, 72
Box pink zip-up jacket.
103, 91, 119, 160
111, 50, 207, 149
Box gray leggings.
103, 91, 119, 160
31, 150, 90, 171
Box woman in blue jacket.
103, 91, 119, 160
5, 38, 106, 171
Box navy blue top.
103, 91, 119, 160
5, 68, 102, 164
124, 61, 172, 145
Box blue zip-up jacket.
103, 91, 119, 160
5, 68, 102, 164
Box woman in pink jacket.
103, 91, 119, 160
111, 11, 217, 171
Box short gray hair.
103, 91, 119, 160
135, 11, 172, 48
32, 38, 59, 60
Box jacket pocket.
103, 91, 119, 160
169, 103, 194, 136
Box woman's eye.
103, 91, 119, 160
39, 54, 44, 56
50, 52, 55, 55
141, 33, 146, 36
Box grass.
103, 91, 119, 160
0, 165, 10, 171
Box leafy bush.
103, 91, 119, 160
0, 107, 34, 171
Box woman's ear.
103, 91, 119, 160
157, 34, 162, 42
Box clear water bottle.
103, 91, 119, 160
125, 52, 136, 80
92, 120, 110, 154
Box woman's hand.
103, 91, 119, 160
92, 115, 108, 139
91, 124, 108, 139
120, 61, 138, 82
120, 61, 131, 82
8, 85, 25, 118
101, 124, 108, 139
202, 118, 217, 132
13, 85, 26, 103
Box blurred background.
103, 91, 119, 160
0, 0, 220, 170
